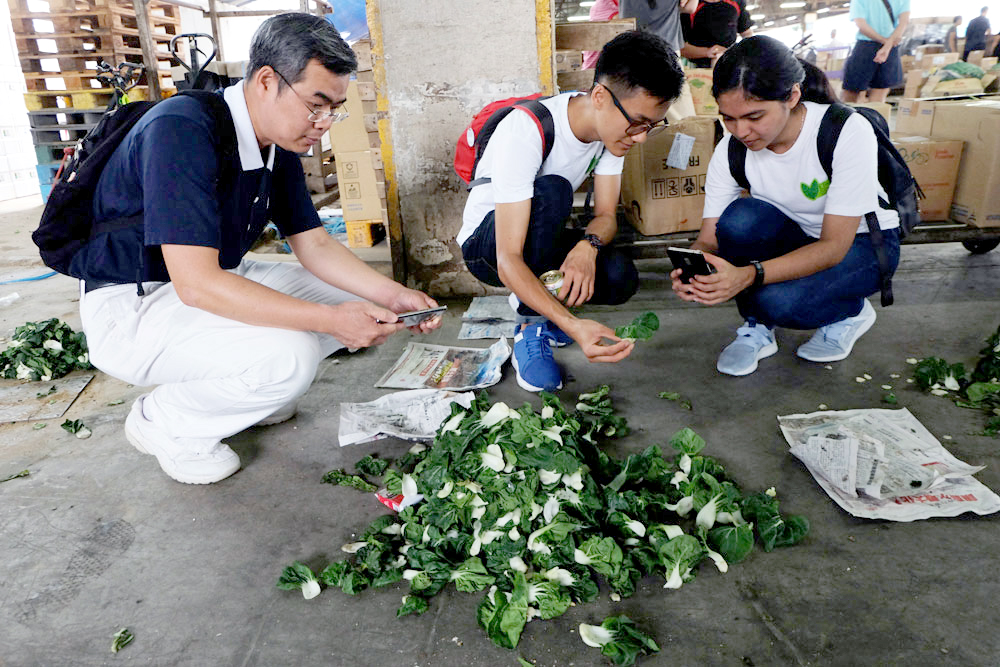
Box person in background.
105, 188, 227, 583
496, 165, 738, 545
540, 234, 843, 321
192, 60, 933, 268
841, 0, 909, 103
680, 0, 754, 68
965, 6, 991, 61
582, 0, 620, 70
619, 0, 698, 57
459, 32, 685, 392
945, 16, 962, 54
672, 36, 900, 376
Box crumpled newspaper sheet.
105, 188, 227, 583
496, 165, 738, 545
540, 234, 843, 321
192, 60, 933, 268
778, 407, 1000, 521
339, 388, 474, 447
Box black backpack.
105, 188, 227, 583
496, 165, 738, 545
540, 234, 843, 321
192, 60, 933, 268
32, 90, 237, 280
728, 103, 923, 307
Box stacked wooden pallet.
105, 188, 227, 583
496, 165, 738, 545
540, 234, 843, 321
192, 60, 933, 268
10, 0, 178, 104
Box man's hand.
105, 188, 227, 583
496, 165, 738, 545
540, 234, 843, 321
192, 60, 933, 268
558, 242, 598, 307
565, 318, 634, 363
874, 42, 892, 64
385, 287, 443, 334
325, 301, 404, 348
671, 252, 754, 306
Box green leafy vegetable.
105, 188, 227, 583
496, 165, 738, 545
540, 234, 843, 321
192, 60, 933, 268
0, 318, 92, 381
111, 627, 133, 653
60, 419, 91, 439
356, 454, 390, 477
1, 469, 30, 484
322, 469, 378, 492
615, 312, 660, 342
276, 561, 321, 599
658, 391, 692, 410
279, 388, 808, 653
579, 615, 660, 666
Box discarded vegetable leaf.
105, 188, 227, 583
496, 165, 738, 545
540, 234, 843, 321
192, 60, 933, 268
322, 469, 378, 492
276, 561, 321, 599
111, 627, 133, 653
0, 318, 92, 381
356, 454, 390, 477
579, 615, 659, 666
60, 419, 91, 439
1, 469, 30, 484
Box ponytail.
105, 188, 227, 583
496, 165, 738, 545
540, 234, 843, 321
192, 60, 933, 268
798, 59, 837, 104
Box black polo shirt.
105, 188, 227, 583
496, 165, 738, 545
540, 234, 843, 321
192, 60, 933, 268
682, 0, 753, 68
72, 86, 321, 283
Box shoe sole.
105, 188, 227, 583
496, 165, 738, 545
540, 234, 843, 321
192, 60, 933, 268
125, 413, 240, 485
256, 409, 297, 426
796, 308, 876, 363
511, 351, 563, 393
717, 341, 779, 376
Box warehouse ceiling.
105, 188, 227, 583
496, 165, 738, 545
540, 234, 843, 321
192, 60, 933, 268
553, 0, 852, 29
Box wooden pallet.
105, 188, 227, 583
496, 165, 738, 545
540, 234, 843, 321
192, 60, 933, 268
21, 68, 173, 92
23, 85, 173, 110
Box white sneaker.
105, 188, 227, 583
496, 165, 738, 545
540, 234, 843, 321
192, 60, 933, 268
125, 395, 241, 484
508, 291, 520, 315
717, 321, 778, 376
797, 299, 876, 363
257, 402, 298, 426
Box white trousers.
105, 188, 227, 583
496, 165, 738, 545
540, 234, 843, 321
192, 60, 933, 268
80, 259, 360, 449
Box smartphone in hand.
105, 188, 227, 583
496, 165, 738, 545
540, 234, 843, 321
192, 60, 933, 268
395, 306, 447, 326
667, 247, 716, 284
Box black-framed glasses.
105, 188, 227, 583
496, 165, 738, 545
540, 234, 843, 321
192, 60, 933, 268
602, 84, 669, 137
270, 67, 349, 124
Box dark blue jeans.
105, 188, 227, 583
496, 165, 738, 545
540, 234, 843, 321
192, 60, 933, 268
461, 174, 638, 318
715, 197, 900, 330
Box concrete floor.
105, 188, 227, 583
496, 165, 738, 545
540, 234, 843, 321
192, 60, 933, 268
1, 193, 1000, 667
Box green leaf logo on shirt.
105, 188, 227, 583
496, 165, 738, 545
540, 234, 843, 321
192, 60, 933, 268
586, 154, 600, 176
800, 179, 830, 200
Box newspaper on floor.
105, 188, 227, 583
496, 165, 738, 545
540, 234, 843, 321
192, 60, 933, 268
339, 388, 475, 446
778, 407, 1000, 521
459, 295, 518, 340
375, 337, 510, 390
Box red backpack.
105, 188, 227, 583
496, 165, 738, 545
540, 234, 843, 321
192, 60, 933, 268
454, 94, 555, 189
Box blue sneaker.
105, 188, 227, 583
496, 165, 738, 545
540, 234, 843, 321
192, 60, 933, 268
717, 320, 778, 376
541, 321, 574, 347
512, 324, 563, 392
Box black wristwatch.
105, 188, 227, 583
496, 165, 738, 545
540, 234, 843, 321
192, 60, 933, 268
751, 260, 765, 288
581, 233, 604, 251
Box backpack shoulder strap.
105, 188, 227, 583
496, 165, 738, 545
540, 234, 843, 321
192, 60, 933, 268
177, 89, 237, 162
468, 96, 554, 189
878, 0, 895, 25
817, 102, 853, 182
727, 135, 750, 192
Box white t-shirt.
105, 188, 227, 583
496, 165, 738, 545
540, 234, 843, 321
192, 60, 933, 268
703, 101, 900, 239
457, 92, 624, 247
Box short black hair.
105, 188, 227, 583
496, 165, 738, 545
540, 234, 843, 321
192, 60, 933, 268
594, 30, 684, 103
246, 12, 356, 86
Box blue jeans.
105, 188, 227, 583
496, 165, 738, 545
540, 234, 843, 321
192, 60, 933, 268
715, 198, 900, 330
461, 174, 638, 319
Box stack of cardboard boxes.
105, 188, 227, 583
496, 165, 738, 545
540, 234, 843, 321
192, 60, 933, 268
329, 39, 388, 248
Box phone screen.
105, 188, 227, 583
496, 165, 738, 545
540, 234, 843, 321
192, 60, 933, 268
667, 247, 714, 284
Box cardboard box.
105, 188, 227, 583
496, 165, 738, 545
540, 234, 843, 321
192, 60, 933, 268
345, 219, 386, 247
983, 56, 999, 70
849, 101, 890, 124
923, 77, 985, 97
891, 133, 963, 221
929, 101, 1000, 226
968, 50, 985, 66
554, 50, 583, 72
903, 70, 926, 99
620, 116, 721, 235
335, 149, 385, 221
328, 81, 371, 153
920, 51, 959, 70
684, 69, 718, 116
896, 98, 937, 135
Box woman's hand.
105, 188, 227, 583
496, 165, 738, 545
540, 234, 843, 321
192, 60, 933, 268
670, 253, 756, 306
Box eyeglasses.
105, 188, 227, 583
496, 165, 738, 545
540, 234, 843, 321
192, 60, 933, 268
602, 84, 669, 137
270, 67, 349, 124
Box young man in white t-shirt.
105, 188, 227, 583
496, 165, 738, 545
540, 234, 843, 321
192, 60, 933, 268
458, 31, 685, 393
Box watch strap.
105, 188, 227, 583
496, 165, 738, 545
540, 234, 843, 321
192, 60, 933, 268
751, 260, 765, 288
582, 233, 604, 250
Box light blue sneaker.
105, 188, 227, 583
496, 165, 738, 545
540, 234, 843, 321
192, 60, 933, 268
717, 320, 778, 376
797, 299, 876, 363
512, 324, 563, 392
541, 321, 574, 347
